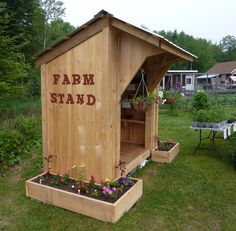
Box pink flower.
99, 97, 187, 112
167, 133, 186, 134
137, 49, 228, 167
112, 187, 117, 192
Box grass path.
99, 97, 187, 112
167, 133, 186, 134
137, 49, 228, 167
0, 111, 235, 231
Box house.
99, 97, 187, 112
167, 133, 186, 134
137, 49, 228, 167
196, 61, 236, 89
160, 70, 198, 91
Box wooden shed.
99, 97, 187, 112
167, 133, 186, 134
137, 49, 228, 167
34, 10, 194, 183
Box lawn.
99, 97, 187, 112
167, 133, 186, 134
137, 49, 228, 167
0, 110, 236, 231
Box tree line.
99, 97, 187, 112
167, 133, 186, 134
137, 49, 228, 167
156, 30, 236, 72
0, 0, 74, 114
0, 1, 236, 115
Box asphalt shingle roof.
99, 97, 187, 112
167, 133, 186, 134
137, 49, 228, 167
207, 61, 236, 74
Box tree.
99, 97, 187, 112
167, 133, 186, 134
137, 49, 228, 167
157, 29, 222, 72
0, 2, 29, 109
4, 0, 39, 62
47, 19, 75, 46
39, 0, 65, 48
219, 35, 236, 61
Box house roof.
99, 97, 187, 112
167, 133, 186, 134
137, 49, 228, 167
196, 74, 218, 79
33, 10, 196, 66
207, 61, 236, 74
167, 70, 198, 73
230, 76, 236, 81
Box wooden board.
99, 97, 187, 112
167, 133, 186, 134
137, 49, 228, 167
25, 174, 142, 223
120, 142, 151, 174
151, 143, 180, 163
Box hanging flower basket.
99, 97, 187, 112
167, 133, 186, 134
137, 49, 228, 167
131, 94, 159, 112
131, 69, 159, 112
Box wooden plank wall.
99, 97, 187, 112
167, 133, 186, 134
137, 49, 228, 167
42, 29, 118, 182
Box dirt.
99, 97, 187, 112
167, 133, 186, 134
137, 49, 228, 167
158, 142, 176, 151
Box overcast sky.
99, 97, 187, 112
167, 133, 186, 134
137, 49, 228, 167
62, 0, 236, 44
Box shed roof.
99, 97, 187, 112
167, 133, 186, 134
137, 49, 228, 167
207, 61, 236, 74
33, 10, 196, 67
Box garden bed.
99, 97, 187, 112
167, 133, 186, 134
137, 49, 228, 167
25, 172, 143, 223
151, 142, 180, 163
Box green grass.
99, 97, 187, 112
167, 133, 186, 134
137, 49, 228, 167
0, 96, 41, 120
0, 110, 236, 230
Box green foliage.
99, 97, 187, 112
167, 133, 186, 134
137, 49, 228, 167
0, 97, 41, 120
192, 91, 210, 111
0, 2, 30, 108
192, 109, 207, 122
27, 69, 41, 97
0, 114, 41, 166
0, 130, 23, 165
219, 35, 236, 61
12, 115, 41, 145
230, 134, 236, 161
47, 19, 75, 46
163, 90, 181, 100
192, 107, 228, 123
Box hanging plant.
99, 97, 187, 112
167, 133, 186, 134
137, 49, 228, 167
131, 94, 159, 112
131, 69, 158, 112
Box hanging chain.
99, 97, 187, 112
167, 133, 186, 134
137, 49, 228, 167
133, 69, 149, 100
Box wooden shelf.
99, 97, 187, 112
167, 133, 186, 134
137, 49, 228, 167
121, 119, 145, 124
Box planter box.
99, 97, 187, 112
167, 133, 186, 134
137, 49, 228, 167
165, 97, 176, 104
25, 173, 142, 223
151, 143, 180, 163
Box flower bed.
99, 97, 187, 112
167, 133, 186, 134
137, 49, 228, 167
151, 142, 180, 163
26, 173, 143, 223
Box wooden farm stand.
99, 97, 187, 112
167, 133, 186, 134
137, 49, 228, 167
26, 10, 195, 222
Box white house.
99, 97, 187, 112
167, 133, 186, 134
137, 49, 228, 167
160, 70, 198, 91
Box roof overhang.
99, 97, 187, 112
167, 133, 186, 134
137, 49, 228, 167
33, 10, 197, 67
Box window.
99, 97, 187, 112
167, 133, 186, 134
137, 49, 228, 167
187, 78, 192, 84
182, 74, 186, 86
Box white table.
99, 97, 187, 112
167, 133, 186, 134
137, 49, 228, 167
190, 122, 236, 156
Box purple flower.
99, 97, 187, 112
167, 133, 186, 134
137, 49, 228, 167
119, 177, 126, 185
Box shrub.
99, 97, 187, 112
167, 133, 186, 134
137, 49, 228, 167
12, 115, 41, 145
0, 130, 24, 165
192, 91, 210, 110
192, 109, 207, 122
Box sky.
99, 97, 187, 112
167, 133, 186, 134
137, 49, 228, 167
62, 0, 236, 44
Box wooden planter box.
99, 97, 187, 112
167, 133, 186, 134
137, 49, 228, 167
151, 143, 180, 163
25, 174, 143, 223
